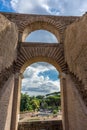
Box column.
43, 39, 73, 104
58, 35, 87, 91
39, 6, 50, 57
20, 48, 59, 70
11, 72, 22, 130
60, 72, 69, 130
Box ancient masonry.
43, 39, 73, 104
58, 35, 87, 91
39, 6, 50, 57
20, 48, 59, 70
0, 12, 87, 130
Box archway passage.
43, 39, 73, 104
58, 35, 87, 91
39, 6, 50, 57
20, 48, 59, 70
11, 42, 68, 130
0, 12, 87, 130
20, 62, 62, 123
7, 11, 69, 130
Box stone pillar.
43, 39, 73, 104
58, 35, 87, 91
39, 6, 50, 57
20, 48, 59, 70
11, 73, 21, 130
0, 75, 15, 130
60, 72, 69, 130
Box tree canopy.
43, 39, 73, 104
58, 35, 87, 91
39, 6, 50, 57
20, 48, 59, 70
20, 92, 61, 112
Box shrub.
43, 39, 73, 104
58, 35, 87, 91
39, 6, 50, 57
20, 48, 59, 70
53, 110, 58, 114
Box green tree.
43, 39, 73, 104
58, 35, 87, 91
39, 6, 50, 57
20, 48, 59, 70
20, 92, 61, 112
31, 99, 40, 111
20, 93, 30, 111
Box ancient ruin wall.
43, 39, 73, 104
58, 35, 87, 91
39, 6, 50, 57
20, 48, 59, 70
0, 14, 18, 72
65, 74, 87, 130
0, 75, 15, 130
64, 14, 87, 86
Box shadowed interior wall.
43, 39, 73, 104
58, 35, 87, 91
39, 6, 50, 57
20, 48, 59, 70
65, 74, 87, 130
0, 14, 18, 130
0, 75, 15, 130
64, 13, 87, 130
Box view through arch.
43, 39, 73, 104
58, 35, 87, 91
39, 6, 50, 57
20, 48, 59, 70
25, 30, 58, 43
19, 62, 62, 122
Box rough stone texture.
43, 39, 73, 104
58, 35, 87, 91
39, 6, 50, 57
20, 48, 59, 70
14, 43, 67, 73
11, 75, 21, 130
1, 12, 79, 43
0, 12, 87, 130
64, 14, 87, 86
0, 75, 14, 130
0, 14, 18, 72
18, 120, 63, 130
65, 74, 87, 130
0, 65, 13, 89
60, 75, 69, 130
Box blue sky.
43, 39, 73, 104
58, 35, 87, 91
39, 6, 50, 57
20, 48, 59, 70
25, 30, 58, 43
1, 0, 87, 96
0, 0, 14, 12
22, 62, 60, 96
0, 0, 87, 16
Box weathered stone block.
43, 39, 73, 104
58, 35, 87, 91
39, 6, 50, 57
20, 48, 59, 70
0, 14, 18, 72
64, 13, 87, 86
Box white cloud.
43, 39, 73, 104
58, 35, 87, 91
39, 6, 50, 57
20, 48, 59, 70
9, 0, 87, 95
22, 62, 60, 96
10, 0, 87, 44
10, 0, 87, 16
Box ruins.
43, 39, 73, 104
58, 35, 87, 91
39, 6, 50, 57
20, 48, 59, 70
0, 12, 87, 130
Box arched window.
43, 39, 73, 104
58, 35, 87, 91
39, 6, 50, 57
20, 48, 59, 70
25, 30, 58, 43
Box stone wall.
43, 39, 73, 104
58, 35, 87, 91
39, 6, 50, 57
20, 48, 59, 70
65, 74, 87, 130
18, 120, 63, 130
0, 12, 87, 130
0, 14, 18, 72
0, 15, 18, 130
0, 75, 15, 130
1, 12, 79, 43
64, 13, 87, 86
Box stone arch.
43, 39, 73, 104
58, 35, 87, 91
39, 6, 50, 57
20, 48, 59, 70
20, 56, 62, 74
12, 43, 68, 130
19, 17, 65, 43
1, 12, 79, 43
14, 43, 67, 73
25, 29, 58, 43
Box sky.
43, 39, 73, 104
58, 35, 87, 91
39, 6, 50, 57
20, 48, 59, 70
25, 30, 58, 43
0, 0, 87, 96
0, 0, 87, 16
22, 62, 60, 96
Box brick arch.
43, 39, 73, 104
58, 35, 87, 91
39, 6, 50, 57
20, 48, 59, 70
1, 12, 79, 43
20, 17, 65, 42
12, 42, 68, 130
14, 43, 67, 74
20, 57, 62, 74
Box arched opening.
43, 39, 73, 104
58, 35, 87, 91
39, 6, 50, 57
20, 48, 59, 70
25, 30, 58, 43
11, 17, 68, 130
19, 61, 62, 122
12, 56, 68, 130
22, 21, 61, 42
